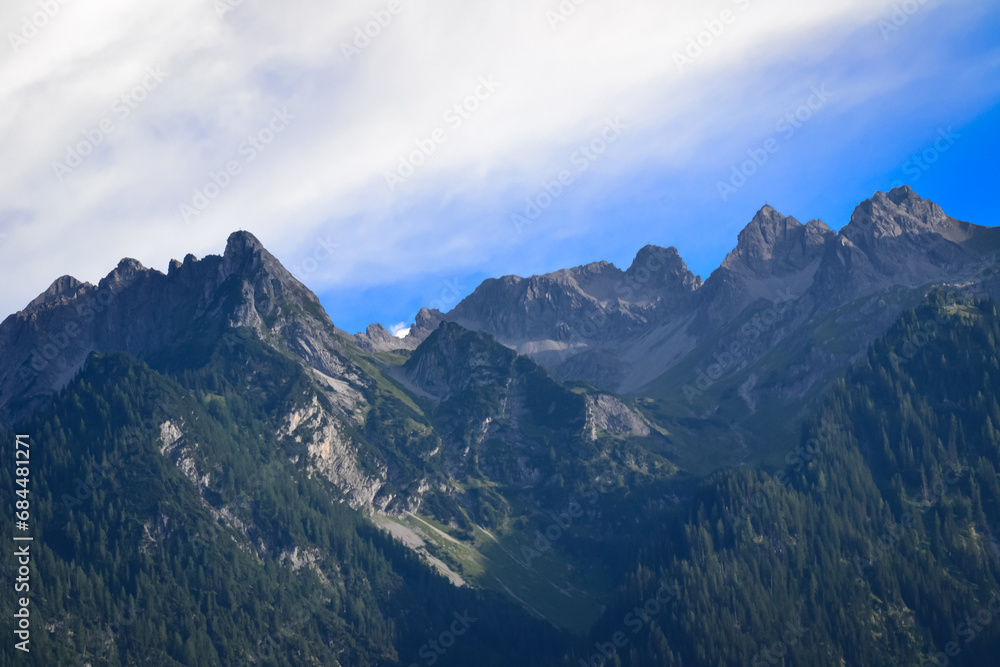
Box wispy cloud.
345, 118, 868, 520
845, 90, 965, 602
0, 0, 996, 329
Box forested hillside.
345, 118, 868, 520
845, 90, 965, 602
7, 228, 1000, 666
561, 292, 1000, 665
0, 338, 566, 666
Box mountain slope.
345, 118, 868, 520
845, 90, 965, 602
558, 293, 1000, 666
390, 187, 1000, 476
0, 349, 568, 666
0, 231, 685, 636
399, 187, 1000, 403
6, 193, 1000, 664
0, 231, 361, 428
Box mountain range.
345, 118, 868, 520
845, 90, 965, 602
3, 185, 1000, 665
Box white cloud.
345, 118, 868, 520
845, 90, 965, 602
0, 0, 991, 321
389, 322, 411, 338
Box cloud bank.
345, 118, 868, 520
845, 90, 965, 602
1, 0, 997, 331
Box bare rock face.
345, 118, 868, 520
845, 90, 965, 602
694, 207, 833, 332
404, 322, 519, 397
396, 245, 703, 392
394, 187, 1000, 397
721, 206, 833, 278
843, 185, 977, 246
585, 394, 651, 439
354, 323, 421, 354
278, 395, 385, 509
0, 231, 366, 427
813, 185, 994, 300
25, 275, 89, 310
435, 247, 702, 348
158, 420, 210, 492
5, 186, 1000, 521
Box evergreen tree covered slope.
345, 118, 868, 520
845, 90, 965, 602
561, 293, 1000, 666
0, 338, 567, 665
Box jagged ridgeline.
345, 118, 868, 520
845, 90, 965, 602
0, 348, 567, 665
4, 186, 1000, 665
0, 229, 684, 639
559, 293, 1000, 666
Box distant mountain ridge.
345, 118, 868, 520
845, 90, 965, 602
0, 222, 681, 637
6, 186, 998, 466
5, 185, 1000, 663
396, 186, 1000, 400
0, 230, 362, 428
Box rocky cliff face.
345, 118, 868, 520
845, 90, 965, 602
355, 323, 420, 354
0, 231, 396, 514
396, 187, 1000, 398
1, 230, 634, 527
811, 186, 993, 300
0, 231, 364, 427
585, 394, 651, 439
4, 185, 999, 514
278, 395, 386, 509
695, 207, 833, 330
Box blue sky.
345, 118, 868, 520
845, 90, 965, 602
1, 0, 998, 336
319, 0, 1000, 334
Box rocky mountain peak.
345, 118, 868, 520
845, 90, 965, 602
216, 231, 332, 326
720, 206, 833, 278
842, 185, 965, 244
26, 275, 89, 310
354, 322, 412, 354
404, 321, 515, 397
98, 258, 148, 291
805, 218, 833, 234
226, 229, 265, 254
632, 244, 680, 266
0, 230, 357, 427
625, 245, 702, 295
222, 230, 274, 276
730, 207, 804, 264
